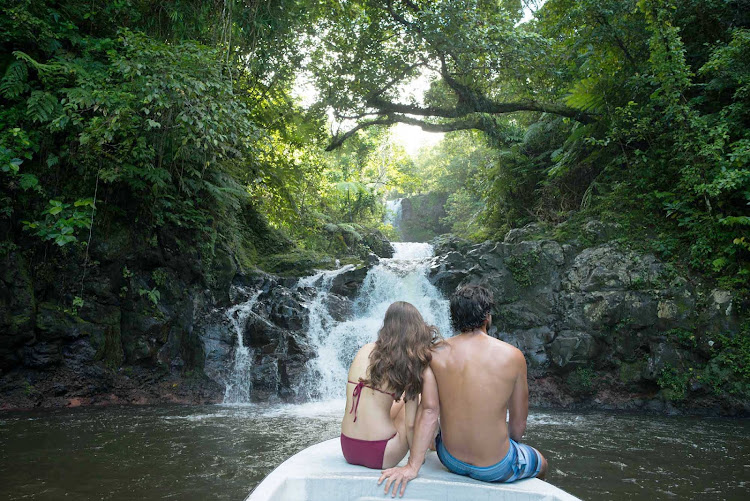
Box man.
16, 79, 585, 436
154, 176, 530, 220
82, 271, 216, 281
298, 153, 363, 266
378, 284, 548, 497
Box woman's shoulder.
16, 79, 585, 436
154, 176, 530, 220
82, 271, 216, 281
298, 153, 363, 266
358, 342, 376, 357
350, 343, 376, 367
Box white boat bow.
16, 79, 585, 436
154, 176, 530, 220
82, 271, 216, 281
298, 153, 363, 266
247, 438, 582, 501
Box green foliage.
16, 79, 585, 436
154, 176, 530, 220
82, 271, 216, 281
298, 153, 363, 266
566, 367, 597, 395
138, 287, 160, 306
666, 328, 697, 349
381, 0, 750, 294
0, 0, 347, 279
658, 364, 690, 401
22, 199, 94, 246
71, 296, 84, 315
700, 331, 750, 397
151, 269, 168, 288
505, 250, 540, 287
655, 329, 750, 402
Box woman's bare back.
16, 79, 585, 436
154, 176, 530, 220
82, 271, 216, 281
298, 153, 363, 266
341, 343, 399, 441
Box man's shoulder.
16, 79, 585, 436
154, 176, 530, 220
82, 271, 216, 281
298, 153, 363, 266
487, 337, 526, 367
488, 336, 523, 353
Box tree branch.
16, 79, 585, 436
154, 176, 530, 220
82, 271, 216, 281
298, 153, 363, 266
368, 96, 594, 122
326, 113, 522, 151
326, 117, 395, 151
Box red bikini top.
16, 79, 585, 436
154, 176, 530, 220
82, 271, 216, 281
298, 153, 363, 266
347, 380, 397, 422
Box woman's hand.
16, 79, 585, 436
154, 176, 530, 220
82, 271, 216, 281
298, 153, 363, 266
378, 464, 419, 498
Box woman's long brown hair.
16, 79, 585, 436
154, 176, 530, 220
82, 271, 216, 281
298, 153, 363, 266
362, 301, 440, 401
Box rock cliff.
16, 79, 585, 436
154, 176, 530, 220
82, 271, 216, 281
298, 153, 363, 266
1, 220, 746, 415
428, 225, 748, 415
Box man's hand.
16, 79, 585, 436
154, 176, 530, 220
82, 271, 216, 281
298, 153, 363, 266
378, 464, 418, 498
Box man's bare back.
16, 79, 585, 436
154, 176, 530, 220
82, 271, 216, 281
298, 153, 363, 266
379, 285, 547, 497
430, 331, 527, 466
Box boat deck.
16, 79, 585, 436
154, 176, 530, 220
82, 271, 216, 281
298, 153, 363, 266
247, 438, 581, 501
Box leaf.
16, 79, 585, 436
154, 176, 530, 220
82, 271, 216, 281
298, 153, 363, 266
26, 91, 58, 123
565, 78, 606, 112
0, 61, 28, 98
54, 235, 77, 246
19, 174, 39, 191
720, 216, 750, 226
74, 198, 95, 208
8, 158, 22, 174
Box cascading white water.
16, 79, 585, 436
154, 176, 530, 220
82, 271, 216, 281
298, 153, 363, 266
223, 289, 262, 404
384, 198, 403, 231
222, 243, 451, 404
297, 242, 451, 400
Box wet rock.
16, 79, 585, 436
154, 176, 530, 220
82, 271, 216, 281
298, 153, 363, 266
0, 253, 36, 370
360, 228, 394, 258
35, 303, 86, 341
250, 356, 280, 400
196, 312, 234, 385
432, 234, 473, 255
243, 314, 285, 350
62, 339, 97, 368
330, 265, 369, 298
121, 310, 169, 364
325, 294, 353, 322
265, 288, 308, 331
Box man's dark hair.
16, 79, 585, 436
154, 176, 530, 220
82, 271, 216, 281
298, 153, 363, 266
450, 284, 494, 333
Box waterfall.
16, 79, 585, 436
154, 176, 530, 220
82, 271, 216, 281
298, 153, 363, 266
297, 242, 451, 400
223, 289, 262, 404
221, 243, 451, 404
384, 198, 403, 233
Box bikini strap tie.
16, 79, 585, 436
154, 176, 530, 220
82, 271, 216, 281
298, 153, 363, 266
349, 380, 366, 422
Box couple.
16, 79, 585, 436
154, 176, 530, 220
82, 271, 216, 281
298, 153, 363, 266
340, 284, 548, 497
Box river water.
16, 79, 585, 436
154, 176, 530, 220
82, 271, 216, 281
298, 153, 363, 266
2, 242, 748, 500
1, 402, 748, 500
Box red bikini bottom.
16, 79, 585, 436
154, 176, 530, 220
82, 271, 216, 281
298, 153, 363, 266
340, 432, 397, 469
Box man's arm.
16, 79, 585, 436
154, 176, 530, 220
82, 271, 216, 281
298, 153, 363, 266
507, 351, 529, 442
378, 366, 439, 498
404, 397, 419, 448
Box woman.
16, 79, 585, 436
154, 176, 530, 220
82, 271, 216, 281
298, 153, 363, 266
341, 301, 439, 469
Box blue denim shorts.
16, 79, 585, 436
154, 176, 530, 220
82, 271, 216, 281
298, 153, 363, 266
436, 431, 543, 483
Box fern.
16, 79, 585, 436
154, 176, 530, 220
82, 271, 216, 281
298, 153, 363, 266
565, 77, 606, 112
0, 61, 28, 98
12, 51, 65, 74
26, 91, 58, 123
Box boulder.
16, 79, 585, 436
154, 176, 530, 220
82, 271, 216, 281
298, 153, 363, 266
330, 265, 369, 298
548, 331, 597, 370
503, 223, 542, 244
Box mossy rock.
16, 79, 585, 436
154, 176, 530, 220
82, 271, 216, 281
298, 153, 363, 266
260, 250, 337, 277
619, 359, 647, 388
